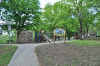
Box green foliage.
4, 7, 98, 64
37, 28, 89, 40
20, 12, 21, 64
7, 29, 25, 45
96, 19, 100, 36
68, 0, 96, 39
0, 45, 18, 66
0, 35, 9, 43
10, 30, 17, 43
66, 29, 75, 40
42, 0, 99, 40
42, 3, 55, 31
42, 1, 77, 39
10, 35, 17, 43
0, 34, 17, 44
0, 0, 41, 31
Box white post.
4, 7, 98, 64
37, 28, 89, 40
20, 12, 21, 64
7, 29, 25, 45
9, 29, 10, 46
8, 25, 11, 46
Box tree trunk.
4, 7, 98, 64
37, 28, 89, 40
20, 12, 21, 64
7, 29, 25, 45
17, 26, 20, 43
86, 28, 89, 39
68, 37, 70, 40
65, 35, 66, 40
17, 30, 20, 43
92, 26, 93, 37
86, 24, 89, 39
86, 23, 90, 39
80, 21, 83, 40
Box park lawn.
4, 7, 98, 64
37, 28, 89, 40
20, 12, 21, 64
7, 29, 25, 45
0, 45, 18, 66
89, 37, 100, 39
67, 40, 100, 46
35, 40, 100, 66
0, 35, 17, 44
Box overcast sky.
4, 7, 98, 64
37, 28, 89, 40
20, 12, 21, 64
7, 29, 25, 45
39, 0, 61, 8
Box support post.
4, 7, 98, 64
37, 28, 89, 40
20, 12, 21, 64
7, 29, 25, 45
53, 28, 66, 45
9, 30, 10, 46
54, 34, 55, 45
64, 35, 65, 44
8, 25, 11, 46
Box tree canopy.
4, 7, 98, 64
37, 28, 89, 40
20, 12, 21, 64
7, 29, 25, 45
42, 0, 98, 39
0, 0, 100, 39
0, 0, 41, 32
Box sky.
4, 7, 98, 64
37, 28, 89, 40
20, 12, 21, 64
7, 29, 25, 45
39, 0, 61, 8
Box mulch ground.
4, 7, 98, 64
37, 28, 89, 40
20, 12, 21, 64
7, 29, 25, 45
35, 43, 100, 66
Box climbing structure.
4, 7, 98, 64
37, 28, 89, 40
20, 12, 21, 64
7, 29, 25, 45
17, 31, 33, 43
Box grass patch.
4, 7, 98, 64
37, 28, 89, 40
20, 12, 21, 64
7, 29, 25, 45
0, 35, 17, 44
88, 37, 100, 39
0, 45, 18, 66
67, 40, 100, 46
0, 35, 9, 44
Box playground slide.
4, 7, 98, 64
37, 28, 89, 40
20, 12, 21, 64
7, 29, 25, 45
43, 35, 52, 42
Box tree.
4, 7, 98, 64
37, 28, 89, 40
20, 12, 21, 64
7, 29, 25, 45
0, 0, 41, 32
83, 12, 95, 38
0, 0, 41, 42
42, 3, 56, 31
42, 1, 77, 39
92, 0, 100, 36
65, 0, 94, 40
96, 21, 100, 36
43, 0, 98, 40
95, 16, 100, 36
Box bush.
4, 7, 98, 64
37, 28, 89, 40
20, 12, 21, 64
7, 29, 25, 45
0, 35, 9, 44
0, 35, 17, 44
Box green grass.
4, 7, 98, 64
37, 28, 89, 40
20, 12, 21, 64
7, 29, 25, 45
67, 40, 100, 46
0, 35, 9, 44
0, 35, 17, 44
0, 45, 18, 66
88, 37, 100, 39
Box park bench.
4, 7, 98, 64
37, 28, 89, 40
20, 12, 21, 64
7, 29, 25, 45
7, 40, 14, 43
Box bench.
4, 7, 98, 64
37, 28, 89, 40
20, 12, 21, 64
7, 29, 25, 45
7, 40, 14, 43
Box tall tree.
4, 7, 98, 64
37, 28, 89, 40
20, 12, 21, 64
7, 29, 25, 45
43, 1, 77, 39
83, 12, 95, 38
0, 0, 41, 33
93, 0, 100, 36
42, 3, 56, 31
67, 0, 94, 40
43, 0, 97, 40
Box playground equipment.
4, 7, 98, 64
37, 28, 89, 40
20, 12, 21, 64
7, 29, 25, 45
43, 35, 52, 42
17, 31, 33, 43
35, 30, 52, 43
17, 30, 52, 43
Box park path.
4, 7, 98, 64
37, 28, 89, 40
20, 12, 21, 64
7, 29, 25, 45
8, 44, 40, 66
7, 41, 70, 66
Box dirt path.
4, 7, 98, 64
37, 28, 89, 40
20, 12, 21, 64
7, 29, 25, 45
35, 43, 100, 66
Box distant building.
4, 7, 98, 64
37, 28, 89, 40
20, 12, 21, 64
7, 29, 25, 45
89, 32, 97, 37
59, 31, 62, 33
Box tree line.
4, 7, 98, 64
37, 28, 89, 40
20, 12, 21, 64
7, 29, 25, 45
0, 0, 100, 40
42, 0, 100, 40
